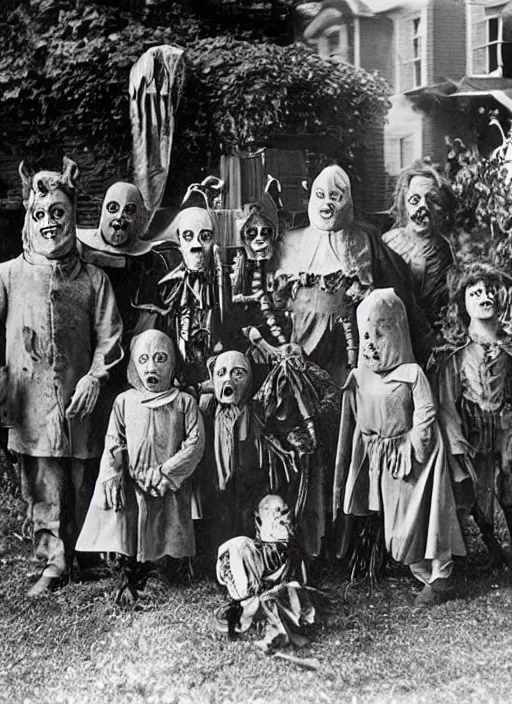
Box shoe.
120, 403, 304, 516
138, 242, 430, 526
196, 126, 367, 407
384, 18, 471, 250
430, 575, 455, 594
27, 574, 62, 597
413, 584, 443, 608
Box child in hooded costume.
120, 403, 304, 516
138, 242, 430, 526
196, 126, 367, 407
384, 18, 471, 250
333, 289, 465, 606
431, 263, 512, 569
76, 330, 205, 602
0, 158, 124, 596
215, 494, 314, 653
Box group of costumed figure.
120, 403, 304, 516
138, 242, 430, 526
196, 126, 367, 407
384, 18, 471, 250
3, 153, 512, 653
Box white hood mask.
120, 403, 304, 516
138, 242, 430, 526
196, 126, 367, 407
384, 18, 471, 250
357, 288, 414, 374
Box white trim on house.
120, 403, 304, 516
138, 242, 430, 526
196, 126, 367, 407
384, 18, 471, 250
394, 7, 428, 93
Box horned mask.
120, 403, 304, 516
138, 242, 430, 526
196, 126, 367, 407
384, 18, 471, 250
19, 157, 79, 259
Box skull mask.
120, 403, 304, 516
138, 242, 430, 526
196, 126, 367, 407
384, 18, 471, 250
405, 175, 443, 237
209, 350, 252, 406
255, 495, 293, 543
128, 330, 176, 394
308, 165, 354, 232
20, 157, 79, 260
177, 207, 215, 272
465, 280, 499, 322
238, 195, 278, 261
99, 182, 148, 248
357, 289, 414, 374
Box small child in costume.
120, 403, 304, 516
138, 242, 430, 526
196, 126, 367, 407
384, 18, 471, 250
76, 330, 205, 603
432, 262, 512, 568
333, 288, 465, 606
215, 494, 314, 652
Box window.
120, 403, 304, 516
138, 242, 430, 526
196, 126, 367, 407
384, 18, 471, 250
397, 14, 426, 91
469, 3, 507, 75
325, 22, 355, 64
399, 135, 415, 170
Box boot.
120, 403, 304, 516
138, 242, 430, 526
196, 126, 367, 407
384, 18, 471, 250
473, 507, 504, 569
501, 506, 512, 544
115, 556, 140, 607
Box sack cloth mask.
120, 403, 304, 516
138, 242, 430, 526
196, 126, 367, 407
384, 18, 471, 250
209, 350, 253, 406
77, 182, 154, 257
357, 288, 414, 374
308, 165, 354, 232
127, 329, 176, 395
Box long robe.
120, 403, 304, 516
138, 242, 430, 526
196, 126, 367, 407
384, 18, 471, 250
333, 363, 465, 564
76, 388, 205, 561
0, 251, 123, 458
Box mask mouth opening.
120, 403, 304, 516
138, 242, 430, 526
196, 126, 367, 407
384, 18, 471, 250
145, 374, 160, 388
41, 226, 59, 240
319, 205, 335, 218
111, 219, 128, 232
411, 207, 430, 226
222, 384, 234, 399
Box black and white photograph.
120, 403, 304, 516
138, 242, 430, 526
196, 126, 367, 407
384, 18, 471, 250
1, 1, 512, 702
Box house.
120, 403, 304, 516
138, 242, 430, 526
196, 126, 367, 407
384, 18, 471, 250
299, 0, 469, 212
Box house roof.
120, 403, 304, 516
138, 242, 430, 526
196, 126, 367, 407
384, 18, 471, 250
363, 0, 427, 12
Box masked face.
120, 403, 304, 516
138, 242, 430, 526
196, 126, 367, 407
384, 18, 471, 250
177, 207, 215, 272
131, 331, 176, 393
405, 175, 443, 237
241, 211, 275, 260
465, 280, 498, 321
256, 495, 292, 543
308, 167, 353, 232
99, 182, 147, 248
27, 186, 75, 259
211, 351, 252, 406
358, 289, 414, 374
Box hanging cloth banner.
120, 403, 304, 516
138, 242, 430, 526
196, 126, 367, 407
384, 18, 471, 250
129, 44, 186, 232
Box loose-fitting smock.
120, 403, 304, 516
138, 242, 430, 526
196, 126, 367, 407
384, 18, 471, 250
335, 363, 465, 564
77, 388, 205, 561
0, 252, 123, 458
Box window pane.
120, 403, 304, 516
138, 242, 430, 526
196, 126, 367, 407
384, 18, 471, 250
414, 60, 422, 87
400, 135, 415, 169
413, 37, 420, 58
413, 17, 421, 36
327, 31, 339, 55
489, 17, 499, 42
489, 42, 498, 71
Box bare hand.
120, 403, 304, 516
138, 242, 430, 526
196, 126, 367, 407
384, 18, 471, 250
66, 375, 101, 420
102, 475, 125, 511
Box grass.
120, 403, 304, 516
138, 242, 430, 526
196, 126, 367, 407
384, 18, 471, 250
2, 487, 512, 704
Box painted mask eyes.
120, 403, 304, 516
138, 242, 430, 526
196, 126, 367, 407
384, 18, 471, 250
231, 368, 248, 381
124, 203, 137, 216
51, 206, 65, 220
33, 209, 46, 222
153, 352, 168, 364
106, 201, 120, 214
138, 353, 149, 364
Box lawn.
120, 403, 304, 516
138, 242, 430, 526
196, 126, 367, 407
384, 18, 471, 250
2, 488, 512, 704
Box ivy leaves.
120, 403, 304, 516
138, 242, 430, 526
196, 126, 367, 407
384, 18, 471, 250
0, 1, 390, 198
